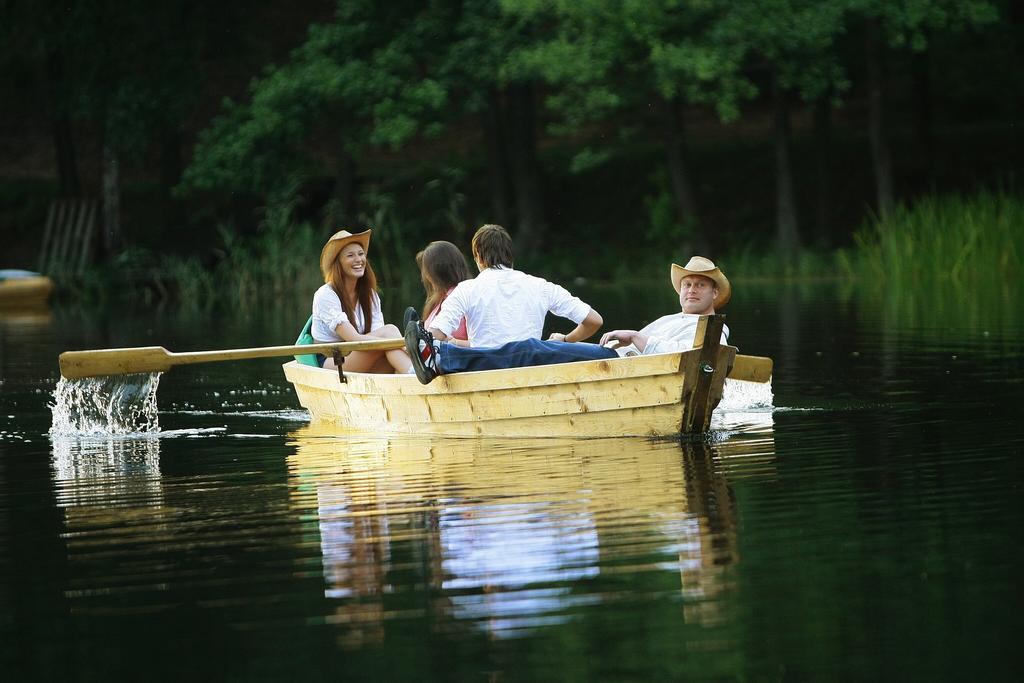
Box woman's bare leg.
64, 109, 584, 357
324, 349, 384, 372
386, 348, 413, 373
369, 324, 414, 373
369, 355, 393, 373
323, 326, 411, 374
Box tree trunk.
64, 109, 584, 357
52, 117, 80, 198
813, 97, 832, 250
664, 97, 704, 253
911, 46, 933, 189
773, 76, 801, 266
44, 52, 80, 197
160, 124, 184, 229
1012, 0, 1023, 46
505, 83, 546, 259
102, 142, 121, 254
866, 18, 894, 219
481, 92, 512, 227
329, 149, 357, 230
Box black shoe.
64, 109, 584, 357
403, 306, 419, 329
405, 319, 438, 385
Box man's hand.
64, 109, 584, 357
599, 329, 648, 352
599, 329, 635, 347
548, 332, 567, 342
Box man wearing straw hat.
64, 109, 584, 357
406, 252, 731, 384
599, 256, 731, 356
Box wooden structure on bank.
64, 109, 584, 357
38, 198, 98, 276
282, 315, 773, 438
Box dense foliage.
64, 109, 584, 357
1, 0, 1020, 294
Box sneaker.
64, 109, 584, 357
402, 306, 419, 329
405, 318, 439, 384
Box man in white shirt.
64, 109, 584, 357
405, 224, 615, 383
599, 256, 731, 355
429, 224, 603, 347
407, 251, 734, 384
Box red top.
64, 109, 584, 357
424, 289, 468, 340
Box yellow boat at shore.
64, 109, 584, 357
283, 315, 772, 438
0, 270, 53, 308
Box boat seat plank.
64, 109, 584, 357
284, 351, 695, 395
331, 374, 686, 425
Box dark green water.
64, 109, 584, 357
1, 283, 1021, 682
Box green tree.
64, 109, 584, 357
713, 0, 848, 263
1, 0, 235, 249
848, 0, 997, 218
181, 0, 448, 231
503, 0, 754, 253
438, 0, 554, 255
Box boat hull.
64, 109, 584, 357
282, 342, 740, 438
0, 275, 53, 308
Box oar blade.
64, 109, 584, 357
728, 354, 773, 383
59, 346, 173, 380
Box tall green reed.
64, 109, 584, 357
844, 190, 1022, 284
844, 190, 1023, 337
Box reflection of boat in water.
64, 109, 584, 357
283, 315, 772, 438
285, 422, 775, 642
0, 307, 52, 329
0, 270, 53, 308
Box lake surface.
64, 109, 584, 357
1, 282, 1021, 681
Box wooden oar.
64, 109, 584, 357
728, 354, 773, 383
59, 339, 407, 380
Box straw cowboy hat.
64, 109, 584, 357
670, 256, 731, 308
320, 229, 371, 279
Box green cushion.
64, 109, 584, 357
294, 315, 320, 366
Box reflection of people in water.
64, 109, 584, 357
302, 442, 603, 640
438, 501, 600, 633
315, 482, 389, 648
289, 430, 759, 641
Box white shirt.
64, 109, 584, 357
311, 284, 384, 342
432, 266, 592, 348
615, 313, 730, 357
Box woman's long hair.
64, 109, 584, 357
326, 254, 378, 334
416, 241, 472, 318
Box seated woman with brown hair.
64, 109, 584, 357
414, 240, 471, 347
312, 229, 413, 374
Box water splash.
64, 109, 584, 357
711, 379, 776, 436
50, 373, 162, 436
719, 378, 774, 411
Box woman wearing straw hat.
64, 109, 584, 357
312, 229, 414, 374
599, 256, 731, 356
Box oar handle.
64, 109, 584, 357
59, 338, 408, 379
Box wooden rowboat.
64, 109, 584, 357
0, 270, 53, 308
282, 315, 772, 438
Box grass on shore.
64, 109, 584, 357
65, 189, 1022, 315
840, 190, 1022, 285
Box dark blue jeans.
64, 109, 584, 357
437, 338, 618, 374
